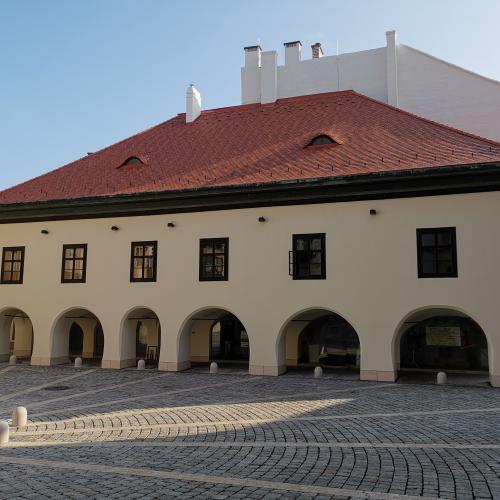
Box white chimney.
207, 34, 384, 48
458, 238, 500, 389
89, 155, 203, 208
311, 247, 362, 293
386, 30, 398, 106
311, 42, 323, 59
284, 41, 301, 65
186, 84, 201, 123
260, 50, 278, 104
244, 45, 262, 68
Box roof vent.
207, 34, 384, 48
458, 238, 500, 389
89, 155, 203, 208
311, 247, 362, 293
306, 135, 335, 147
119, 156, 143, 167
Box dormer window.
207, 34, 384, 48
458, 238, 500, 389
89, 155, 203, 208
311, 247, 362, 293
120, 156, 143, 167
307, 135, 336, 147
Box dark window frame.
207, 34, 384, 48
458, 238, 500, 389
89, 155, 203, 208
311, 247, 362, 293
417, 227, 458, 278
1, 246, 25, 284
61, 244, 88, 283
130, 241, 158, 283
199, 237, 229, 282
290, 233, 326, 280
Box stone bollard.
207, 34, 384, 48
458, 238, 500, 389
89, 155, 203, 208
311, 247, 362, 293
74, 357, 82, 369
12, 406, 27, 427
437, 371, 447, 385
314, 366, 323, 379
9, 355, 16, 366
210, 362, 218, 374
137, 359, 145, 370
0, 421, 9, 445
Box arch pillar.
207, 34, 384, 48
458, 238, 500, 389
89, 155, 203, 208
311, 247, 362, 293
100, 315, 122, 369
12, 317, 33, 358
31, 313, 56, 366
359, 330, 397, 382
0, 313, 14, 362
462, 315, 498, 387
488, 332, 500, 387
249, 316, 286, 376
158, 314, 190, 372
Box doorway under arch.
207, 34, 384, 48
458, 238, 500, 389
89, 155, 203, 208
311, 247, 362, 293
178, 308, 250, 370
395, 308, 489, 377
279, 308, 360, 374
210, 314, 249, 363
68, 322, 84, 358
51, 308, 104, 365
121, 307, 161, 368
0, 307, 33, 362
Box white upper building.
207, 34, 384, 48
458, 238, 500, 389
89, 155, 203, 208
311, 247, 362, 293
241, 31, 500, 141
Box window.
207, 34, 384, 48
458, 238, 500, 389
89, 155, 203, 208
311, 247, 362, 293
199, 238, 229, 281
289, 234, 326, 280
417, 227, 457, 278
307, 135, 335, 147
61, 244, 87, 283
1, 247, 25, 284
130, 241, 157, 282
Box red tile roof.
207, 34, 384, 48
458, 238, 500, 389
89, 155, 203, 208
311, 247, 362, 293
2, 90, 500, 205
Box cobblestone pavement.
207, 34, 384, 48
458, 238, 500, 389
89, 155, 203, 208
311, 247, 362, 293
0, 363, 499, 499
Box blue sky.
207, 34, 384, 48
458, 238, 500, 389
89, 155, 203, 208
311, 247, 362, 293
1, 0, 499, 190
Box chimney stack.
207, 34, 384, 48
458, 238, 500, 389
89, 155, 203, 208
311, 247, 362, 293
284, 41, 301, 65
244, 45, 262, 67
186, 84, 201, 123
311, 42, 323, 59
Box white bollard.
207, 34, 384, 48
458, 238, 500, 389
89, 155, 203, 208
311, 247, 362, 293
74, 357, 82, 369
314, 366, 323, 379
12, 406, 27, 427
137, 359, 145, 370
210, 362, 218, 374
8, 355, 16, 366
0, 421, 9, 445
437, 371, 447, 385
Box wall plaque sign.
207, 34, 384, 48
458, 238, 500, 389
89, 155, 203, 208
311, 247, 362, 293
425, 326, 462, 346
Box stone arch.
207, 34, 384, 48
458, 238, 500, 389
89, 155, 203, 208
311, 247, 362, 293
120, 306, 161, 368
277, 307, 361, 375
177, 306, 250, 371
393, 306, 491, 379
0, 307, 34, 362
50, 307, 104, 365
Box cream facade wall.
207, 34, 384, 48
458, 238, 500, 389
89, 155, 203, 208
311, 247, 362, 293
0, 192, 499, 385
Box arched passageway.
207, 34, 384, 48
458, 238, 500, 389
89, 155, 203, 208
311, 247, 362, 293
121, 308, 161, 368
179, 308, 249, 370
51, 308, 104, 365
279, 309, 360, 374
395, 308, 489, 377
0, 308, 33, 362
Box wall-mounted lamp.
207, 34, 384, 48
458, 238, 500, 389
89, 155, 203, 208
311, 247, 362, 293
258, 216, 267, 222
167, 222, 176, 228
40, 229, 49, 235
369, 209, 377, 216
111, 225, 120, 231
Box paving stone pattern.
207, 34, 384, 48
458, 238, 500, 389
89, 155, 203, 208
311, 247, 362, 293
0, 363, 499, 499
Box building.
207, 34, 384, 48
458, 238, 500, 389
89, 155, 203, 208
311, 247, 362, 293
2, 39, 500, 385
242, 31, 500, 141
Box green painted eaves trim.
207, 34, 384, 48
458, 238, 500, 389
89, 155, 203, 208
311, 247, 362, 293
0, 161, 499, 223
